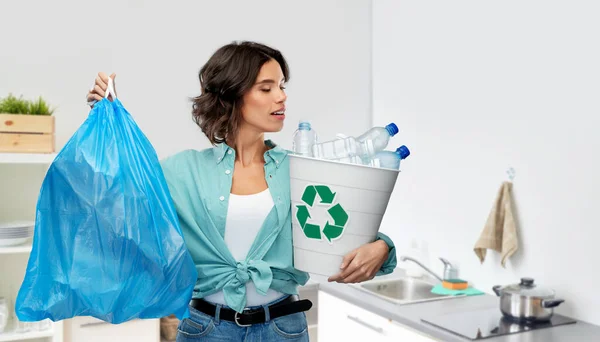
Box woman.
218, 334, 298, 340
87, 41, 397, 342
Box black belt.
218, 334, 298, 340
190, 295, 312, 327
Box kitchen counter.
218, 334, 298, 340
318, 270, 600, 341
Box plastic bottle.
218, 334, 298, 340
292, 120, 317, 157
328, 134, 372, 166
312, 123, 399, 160
373, 145, 410, 170
334, 155, 364, 165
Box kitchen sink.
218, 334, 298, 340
354, 276, 464, 305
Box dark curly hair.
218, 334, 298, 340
192, 41, 290, 145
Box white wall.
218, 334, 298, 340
0, 0, 372, 159
9, 0, 600, 326
373, 1, 600, 324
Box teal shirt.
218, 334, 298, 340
160, 140, 397, 313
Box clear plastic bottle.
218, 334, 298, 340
312, 123, 398, 160
333, 155, 364, 165
373, 145, 410, 170
292, 120, 317, 157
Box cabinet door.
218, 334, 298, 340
318, 290, 440, 342
68, 316, 159, 342
386, 320, 439, 342
318, 291, 388, 342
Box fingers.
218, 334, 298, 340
87, 93, 101, 102
339, 261, 357, 279
88, 72, 116, 107
98, 72, 116, 86
328, 249, 359, 282
93, 84, 106, 98
340, 249, 358, 270
328, 259, 358, 282
86, 91, 101, 108
327, 272, 342, 283
331, 265, 376, 284
95, 75, 107, 91
328, 245, 381, 283
94, 72, 115, 92
98, 72, 109, 84
87, 92, 102, 102
341, 270, 365, 284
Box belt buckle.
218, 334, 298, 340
234, 310, 252, 327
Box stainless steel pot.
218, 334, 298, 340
492, 277, 564, 322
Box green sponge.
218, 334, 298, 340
431, 284, 485, 296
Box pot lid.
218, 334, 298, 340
501, 278, 555, 297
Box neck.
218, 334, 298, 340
228, 126, 266, 167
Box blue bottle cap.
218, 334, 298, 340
298, 121, 311, 130
385, 123, 399, 136
396, 145, 410, 159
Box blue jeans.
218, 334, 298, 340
176, 295, 310, 341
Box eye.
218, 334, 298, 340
280, 86, 286, 90
260, 88, 271, 93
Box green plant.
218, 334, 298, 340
0, 94, 29, 114
0, 93, 54, 115
28, 96, 55, 115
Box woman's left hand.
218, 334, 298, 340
328, 240, 389, 283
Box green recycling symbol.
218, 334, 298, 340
295, 185, 349, 243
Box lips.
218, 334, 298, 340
271, 107, 286, 115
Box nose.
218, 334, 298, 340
276, 88, 287, 103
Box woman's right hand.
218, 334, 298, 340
87, 72, 117, 108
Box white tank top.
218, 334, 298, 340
202, 188, 286, 307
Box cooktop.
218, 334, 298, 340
421, 308, 577, 340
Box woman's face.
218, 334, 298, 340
239, 59, 288, 134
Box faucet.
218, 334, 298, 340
399, 256, 457, 282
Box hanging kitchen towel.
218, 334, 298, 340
473, 181, 518, 267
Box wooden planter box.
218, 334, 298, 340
0, 114, 55, 153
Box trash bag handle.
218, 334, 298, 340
105, 76, 117, 100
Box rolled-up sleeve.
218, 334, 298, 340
375, 232, 397, 276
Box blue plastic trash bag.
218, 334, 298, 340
15, 84, 197, 324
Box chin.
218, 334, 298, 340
262, 123, 284, 133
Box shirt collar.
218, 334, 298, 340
212, 139, 287, 168
212, 142, 230, 164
